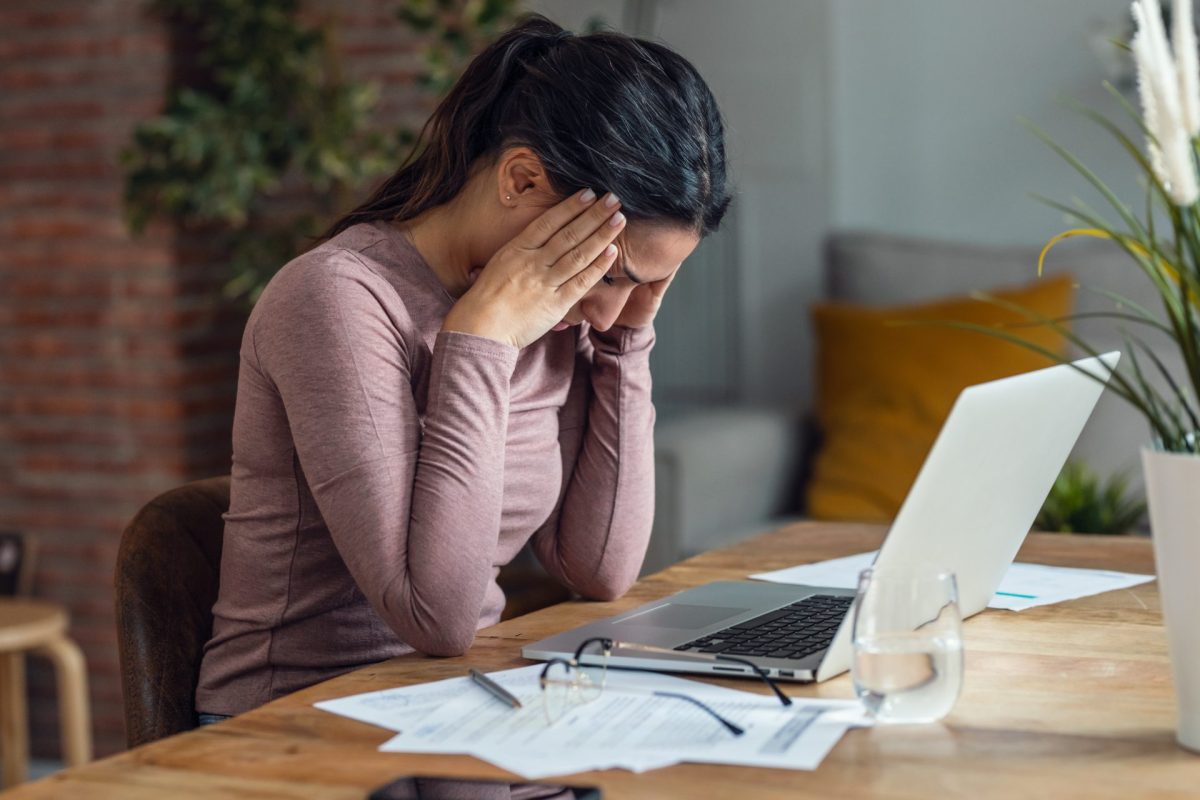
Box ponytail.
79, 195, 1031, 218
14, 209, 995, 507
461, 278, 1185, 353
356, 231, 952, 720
324, 14, 729, 239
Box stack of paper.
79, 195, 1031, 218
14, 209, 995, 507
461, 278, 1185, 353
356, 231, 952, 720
316, 664, 867, 778
750, 551, 1154, 611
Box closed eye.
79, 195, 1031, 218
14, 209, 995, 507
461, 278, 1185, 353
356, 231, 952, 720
600, 275, 616, 286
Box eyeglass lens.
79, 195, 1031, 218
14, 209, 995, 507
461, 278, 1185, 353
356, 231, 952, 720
541, 661, 573, 724
575, 639, 609, 701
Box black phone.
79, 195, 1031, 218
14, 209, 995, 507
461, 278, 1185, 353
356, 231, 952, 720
366, 775, 602, 800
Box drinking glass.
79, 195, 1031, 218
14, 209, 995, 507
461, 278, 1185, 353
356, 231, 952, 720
851, 565, 964, 723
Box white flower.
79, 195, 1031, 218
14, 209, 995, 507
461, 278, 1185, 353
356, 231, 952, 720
1175, 0, 1200, 136
1133, 30, 1169, 188
1132, 0, 1199, 206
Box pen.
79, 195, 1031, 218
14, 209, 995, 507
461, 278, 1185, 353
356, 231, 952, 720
469, 668, 523, 709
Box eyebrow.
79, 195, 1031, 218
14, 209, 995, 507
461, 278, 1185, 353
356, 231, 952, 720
617, 253, 645, 284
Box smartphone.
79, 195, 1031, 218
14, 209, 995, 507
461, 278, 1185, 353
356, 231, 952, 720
366, 775, 602, 800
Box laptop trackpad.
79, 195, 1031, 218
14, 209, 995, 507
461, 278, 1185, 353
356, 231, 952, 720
616, 603, 748, 630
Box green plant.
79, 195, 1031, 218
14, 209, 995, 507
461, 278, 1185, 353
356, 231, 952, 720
1035, 461, 1148, 534
122, 0, 400, 304
398, 0, 524, 95
123, 0, 519, 305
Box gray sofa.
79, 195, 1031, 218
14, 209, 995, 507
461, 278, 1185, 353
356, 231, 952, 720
645, 230, 1171, 573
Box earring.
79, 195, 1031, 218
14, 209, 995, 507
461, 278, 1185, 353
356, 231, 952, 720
505, 194, 513, 201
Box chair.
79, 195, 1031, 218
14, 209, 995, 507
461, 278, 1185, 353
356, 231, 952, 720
115, 476, 229, 748
1, 529, 93, 787
2, 525, 91, 786
0, 531, 36, 597
116, 475, 569, 748
1, 599, 92, 787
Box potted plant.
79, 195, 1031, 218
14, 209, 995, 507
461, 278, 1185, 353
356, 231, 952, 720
1035, 461, 1147, 535
968, 0, 1200, 753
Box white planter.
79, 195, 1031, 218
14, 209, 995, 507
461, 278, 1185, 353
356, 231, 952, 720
1142, 448, 1200, 753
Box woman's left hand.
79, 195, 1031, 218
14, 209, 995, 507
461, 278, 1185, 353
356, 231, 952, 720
613, 272, 676, 329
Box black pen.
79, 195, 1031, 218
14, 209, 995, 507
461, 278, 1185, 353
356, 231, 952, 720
468, 668, 523, 709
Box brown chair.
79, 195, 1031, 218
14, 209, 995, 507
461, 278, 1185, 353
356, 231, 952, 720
115, 475, 570, 748
115, 476, 229, 748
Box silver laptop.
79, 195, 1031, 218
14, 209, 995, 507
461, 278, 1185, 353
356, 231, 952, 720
523, 352, 1119, 683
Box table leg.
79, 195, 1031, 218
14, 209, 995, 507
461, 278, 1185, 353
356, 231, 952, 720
35, 637, 91, 767
0, 652, 29, 788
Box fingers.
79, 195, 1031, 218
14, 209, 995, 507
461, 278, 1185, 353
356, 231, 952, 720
539, 193, 624, 266
548, 204, 626, 283
512, 189, 601, 250
557, 242, 619, 299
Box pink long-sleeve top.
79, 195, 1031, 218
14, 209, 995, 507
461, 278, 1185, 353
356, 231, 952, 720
195, 221, 656, 715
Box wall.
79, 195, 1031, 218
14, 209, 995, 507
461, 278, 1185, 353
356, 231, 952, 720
654, 0, 831, 408
830, 0, 1140, 246
1, 0, 196, 758
0, 0, 425, 759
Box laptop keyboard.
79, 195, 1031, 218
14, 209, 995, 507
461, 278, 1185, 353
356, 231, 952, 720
673, 594, 854, 660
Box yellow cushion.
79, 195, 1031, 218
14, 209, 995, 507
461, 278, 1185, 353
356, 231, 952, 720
805, 275, 1075, 522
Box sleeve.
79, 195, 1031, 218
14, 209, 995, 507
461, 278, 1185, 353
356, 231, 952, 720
254, 253, 518, 656
531, 324, 657, 600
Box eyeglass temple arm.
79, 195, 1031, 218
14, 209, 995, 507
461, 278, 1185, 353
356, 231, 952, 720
539, 657, 574, 680
572, 636, 614, 663
610, 640, 793, 707
652, 691, 744, 736
714, 654, 793, 707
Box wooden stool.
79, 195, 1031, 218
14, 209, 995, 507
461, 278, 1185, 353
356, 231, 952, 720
0, 599, 91, 788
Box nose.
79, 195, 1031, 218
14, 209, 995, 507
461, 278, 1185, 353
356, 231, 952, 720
581, 285, 635, 332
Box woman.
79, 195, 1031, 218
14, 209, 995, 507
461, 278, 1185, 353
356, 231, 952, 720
195, 14, 730, 719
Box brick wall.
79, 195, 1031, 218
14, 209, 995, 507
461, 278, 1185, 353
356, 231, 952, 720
0, 0, 424, 758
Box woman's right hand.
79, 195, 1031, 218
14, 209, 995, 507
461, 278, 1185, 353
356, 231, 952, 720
442, 190, 626, 349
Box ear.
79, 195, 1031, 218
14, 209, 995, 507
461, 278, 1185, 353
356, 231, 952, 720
495, 147, 557, 208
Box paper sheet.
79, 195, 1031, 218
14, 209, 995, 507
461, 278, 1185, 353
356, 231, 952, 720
314, 664, 544, 734
749, 550, 1154, 610
985, 560, 1155, 610
317, 664, 866, 778
379, 675, 864, 777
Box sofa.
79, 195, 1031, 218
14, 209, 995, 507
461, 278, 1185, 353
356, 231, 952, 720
644, 230, 1174, 573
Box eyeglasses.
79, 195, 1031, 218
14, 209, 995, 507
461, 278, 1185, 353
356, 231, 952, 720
537, 637, 793, 736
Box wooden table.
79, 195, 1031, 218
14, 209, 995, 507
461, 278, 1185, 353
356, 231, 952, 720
9, 523, 1196, 798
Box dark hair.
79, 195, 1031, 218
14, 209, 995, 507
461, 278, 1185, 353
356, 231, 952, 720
324, 14, 730, 239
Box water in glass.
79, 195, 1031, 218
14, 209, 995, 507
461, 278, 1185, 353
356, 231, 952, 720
852, 566, 963, 724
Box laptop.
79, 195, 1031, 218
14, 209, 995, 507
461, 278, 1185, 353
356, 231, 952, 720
523, 352, 1119, 683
